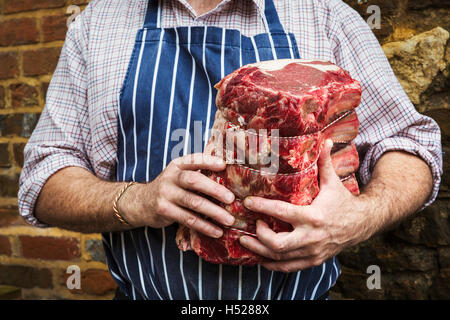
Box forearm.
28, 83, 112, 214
34, 154, 235, 236
356, 151, 433, 241
238, 147, 436, 272
35, 167, 140, 233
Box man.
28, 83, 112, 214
19, 0, 442, 300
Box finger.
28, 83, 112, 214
262, 258, 321, 273
255, 220, 300, 253
239, 236, 313, 261
174, 188, 235, 227
174, 153, 226, 171
239, 235, 280, 260
243, 197, 303, 223
318, 139, 339, 187
177, 170, 235, 204
161, 201, 224, 238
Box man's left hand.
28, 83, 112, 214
239, 139, 373, 273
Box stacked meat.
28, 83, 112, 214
177, 59, 362, 265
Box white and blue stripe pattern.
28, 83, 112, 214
107, 0, 338, 300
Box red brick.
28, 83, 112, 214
0, 143, 11, 167
13, 142, 26, 167
20, 236, 81, 260
22, 47, 62, 76
0, 235, 12, 256
0, 209, 24, 228
0, 114, 23, 136
0, 113, 41, 137
2, 0, 66, 14
0, 52, 19, 80
0, 173, 20, 197
0, 86, 5, 109
42, 15, 69, 42
62, 269, 117, 296
0, 265, 52, 288
10, 83, 39, 108
0, 18, 39, 47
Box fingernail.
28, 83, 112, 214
239, 236, 248, 245
213, 229, 223, 238
224, 215, 235, 226
244, 197, 253, 208
225, 192, 235, 204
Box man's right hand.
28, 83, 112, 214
121, 153, 236, 238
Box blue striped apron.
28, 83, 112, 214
103, 0, 340, 300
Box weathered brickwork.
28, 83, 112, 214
0, 0, 115, 300
0, 0, 448, 300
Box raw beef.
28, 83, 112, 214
177, 59, 361, 265
215, 59, 362, 136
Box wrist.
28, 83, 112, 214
351, 193, 383, 244
117, 182, 147, 227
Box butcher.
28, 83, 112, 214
19, 0, 442, 300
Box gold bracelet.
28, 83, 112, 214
112, 181, 137, 227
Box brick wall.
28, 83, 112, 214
0, 0, 116, 300
333, 0, 450, 300
0, 0, 449, 300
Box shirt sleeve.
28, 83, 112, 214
326, 0, 443, 208
18, 5, 94, 227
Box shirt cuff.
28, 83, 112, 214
18, 152, 93, 228
359, 137, 443, 210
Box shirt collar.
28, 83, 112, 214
175, 0, 265, 19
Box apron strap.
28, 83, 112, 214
262, 0, 286, 34
144, 0, 161, 28
143, 0, 286, 34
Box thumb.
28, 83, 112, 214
317, 139, 339, 187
